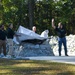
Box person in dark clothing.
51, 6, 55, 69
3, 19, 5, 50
0, 25, 7, 57
7, 23, 15, 57
52, 19, 68, 56
7, 24, 15, 39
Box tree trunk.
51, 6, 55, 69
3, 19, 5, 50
28, 0, 35, 29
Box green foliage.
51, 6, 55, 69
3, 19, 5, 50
0, 0, 75, 34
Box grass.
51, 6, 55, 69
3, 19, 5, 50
0, 58, 75, 75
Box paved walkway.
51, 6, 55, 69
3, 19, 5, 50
2, 56, 75, 65
25, 56, 75, 65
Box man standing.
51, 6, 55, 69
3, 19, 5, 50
0, 25, 7, 57
52, 18, 68, 56
7, 23, 15, 57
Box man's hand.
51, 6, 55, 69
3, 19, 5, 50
52, 18, 54, 23
15, 33, 21, 37
52, 18, 56, 29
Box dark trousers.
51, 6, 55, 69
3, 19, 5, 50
0, 40, 6, 56
58, 37, 68, 56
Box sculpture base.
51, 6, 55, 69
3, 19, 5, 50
13, 42, 54, 57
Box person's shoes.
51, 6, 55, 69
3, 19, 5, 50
2, 56, 7, 58
1, 54, 16, 59
65, 54, 68, 56
59, 54, 61, 56
4, 55, 16, 59
0, 53, 4, 57
4, 55, 12, 59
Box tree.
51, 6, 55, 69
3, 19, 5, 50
0, 0, 75, 35
28, 0, 35, 29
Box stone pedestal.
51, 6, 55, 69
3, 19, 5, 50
13, 42, 54, 57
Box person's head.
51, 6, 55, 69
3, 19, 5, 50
32, 26, 36, 32
9, 23, 13, 29
58, 22, 63, 29
0, 24, 4, 30
0, 25, 2, 29
2, 24, 4, 30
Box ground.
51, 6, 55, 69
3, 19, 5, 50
0, 58, 75, 75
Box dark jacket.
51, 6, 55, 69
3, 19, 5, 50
55, 27, 66, 38
0, 30, 7, 40
7, 28, 15, 39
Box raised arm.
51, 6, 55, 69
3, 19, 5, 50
52, 18, 56, 29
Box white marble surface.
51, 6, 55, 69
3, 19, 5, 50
49, 34, 75, 56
